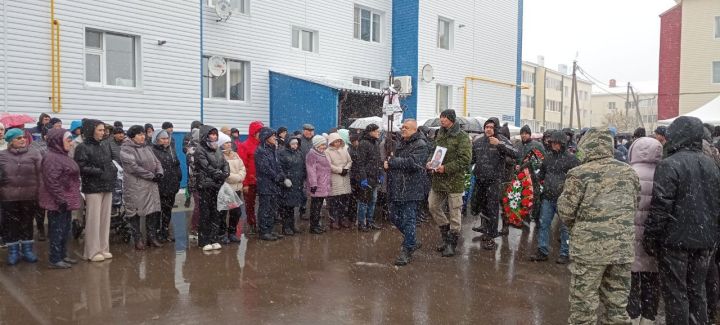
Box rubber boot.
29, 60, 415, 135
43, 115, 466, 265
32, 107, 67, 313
20, 240, 38, 263
129, 215, 145, 250
436, 225, 450, 252
441, 233, 457, 257
6, 241, 20, 265
146, 213, 164, 248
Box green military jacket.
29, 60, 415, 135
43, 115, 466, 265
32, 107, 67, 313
431, 123, 472, 193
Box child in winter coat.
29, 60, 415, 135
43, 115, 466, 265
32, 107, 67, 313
305, 135, 332, 234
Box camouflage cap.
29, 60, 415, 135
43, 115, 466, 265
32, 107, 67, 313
575, 128, 614, 164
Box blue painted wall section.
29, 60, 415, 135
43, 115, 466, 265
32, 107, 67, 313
515, 0, 524, 127
269, 71, 339, 134
392, 0, 419, 119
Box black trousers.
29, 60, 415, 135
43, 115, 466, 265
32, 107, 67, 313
660, 248, 713, 325
198, 188, 223, 246
707, 249, 720, 323
159, 192, 176, 239
474, 181, 500, 237
1, 201, 37, 243
309, 197, 325, 229
279, 205, 296, 231
35, 208, 46, 233
626, 272, 660, 320
327, 194, 351, 223
48, 210, 71, 264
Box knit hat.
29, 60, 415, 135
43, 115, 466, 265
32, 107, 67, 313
217, 132, 232, 149
70, 120, 83, 133
152, 129, 169, 144
144, 123, 154, 132
365, 123, 380, 133
114, 121, 124, 128
520, 125, 532, 135
312, 135, 326, 148
439, 109, 457, 123
112, 127, 125, 135
5, 128, 23, 142
48, 117, 62, 128
161, 122, 174, 130
277, 126, 288, 135
127, 125, 145, 139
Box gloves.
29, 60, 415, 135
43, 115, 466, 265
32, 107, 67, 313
378, 175, 384, 185
284, 179, 292, 188
58, 202, 68, 213
152, 173, 164, 183
642, 236, 659, 257
340, 169, 349, 176
360, 179, 370, 189
310, 186, 317, 194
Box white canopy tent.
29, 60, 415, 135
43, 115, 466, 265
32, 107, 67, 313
658, 95, 720, 125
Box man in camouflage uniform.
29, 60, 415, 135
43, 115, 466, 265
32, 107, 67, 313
557, 128, 640, 325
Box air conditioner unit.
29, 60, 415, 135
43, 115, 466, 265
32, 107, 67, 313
393, 76, 412, 95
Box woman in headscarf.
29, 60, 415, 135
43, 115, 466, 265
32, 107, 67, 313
0, 128, 42, 265
218, 132, 246, 243
151, 129, 182, 242
325, 132, 353, 229
39, 128, 82, 269
305, 135, 332, 234
277, 136, 305, 235
74, 119, 117, 262
121, 125, 164, 250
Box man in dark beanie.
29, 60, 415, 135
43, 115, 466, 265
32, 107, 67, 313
428, 109, 472, 257
469, 117, 517, 250
114, 121, 124, 129
161, 122, 176, 153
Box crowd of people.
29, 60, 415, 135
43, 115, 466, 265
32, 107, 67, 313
1, 109, 719, 324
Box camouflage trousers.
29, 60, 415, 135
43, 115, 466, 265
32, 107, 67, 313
568, 262, 632, 325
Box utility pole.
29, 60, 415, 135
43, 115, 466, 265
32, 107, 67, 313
569, 61, 576, 129
625, 82, 631, 132
574, 62, 581, 128
630, 85, 644, 129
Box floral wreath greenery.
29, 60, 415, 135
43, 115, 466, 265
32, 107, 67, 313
502, 148, 545, 227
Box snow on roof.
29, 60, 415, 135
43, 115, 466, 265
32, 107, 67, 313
271, 71, 383, 95
592, 80, 658, 96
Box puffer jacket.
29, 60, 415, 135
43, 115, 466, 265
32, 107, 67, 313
223, 150, 246, 192
387, 131, 429, 202
238, 121, 263, 187
254, 127, 285, 195
39, 129, 82, 211
0, 143, 42, 202
645, 116, 720, 251
305, 147, 332, 197
74, 119, 118, 194
558, 128, 640, 265
278, 137, 306, 206
538, 131, 579, 201
628, 137, 662, 273
152, 142, 182, 196
352, 132, 382, 187
121, 138, 163, 217
325, 133, 352, 196
431, 122, 472, 193
472, 118, 518, 183
195, 125, 230, 191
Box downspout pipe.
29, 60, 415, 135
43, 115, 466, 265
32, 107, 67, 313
515, 0, 524, 127
199, 0, 204, 123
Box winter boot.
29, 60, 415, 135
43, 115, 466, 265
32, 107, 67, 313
6, 242, 20, 265
436, 225, 450, 252
529, 249, 548, 262
20, 240, 38, 263
129, 215, 145, 250
146, 213, 164, 248
442, 232, 457, 257
481, 238, 497, 250
394, 248, 412, 266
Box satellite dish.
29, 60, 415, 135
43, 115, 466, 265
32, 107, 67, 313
215, 0, 232, 22
422, 64, 435, 83
208, 56, 227, 77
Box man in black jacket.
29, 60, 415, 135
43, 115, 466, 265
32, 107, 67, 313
384, 119, 428, 266
644, 116, 720, 324
255, 127, 288, 241
354, 124, 383, 231
470, 117, 517, 250
530, 130, 579, 264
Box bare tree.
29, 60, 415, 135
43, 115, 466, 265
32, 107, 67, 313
602, 111, 639, 133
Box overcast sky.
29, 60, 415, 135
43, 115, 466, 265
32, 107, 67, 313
523, 0, 677, 84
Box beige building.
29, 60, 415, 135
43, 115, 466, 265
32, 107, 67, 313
520, 60, 592, 132
589, 80, 658, 133
678, 0, 720, 115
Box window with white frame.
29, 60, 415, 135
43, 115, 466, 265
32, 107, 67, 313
714, 61, 720, 84
354, 6, 381, 42
203, 56, 248, 101
715, 16, 720, 39
292, 27, 317, 52
207, 0, 248, 14
85, 29, 138, 87
437, 17, 453, 50
353, 77, 385, 89
608, 102, 617, 110
436, 84, 452, 114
